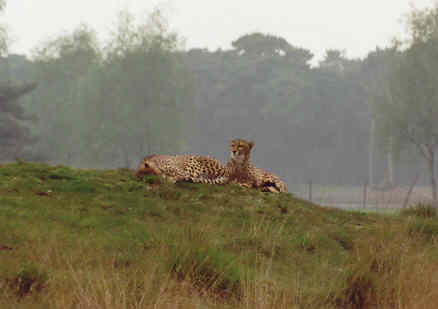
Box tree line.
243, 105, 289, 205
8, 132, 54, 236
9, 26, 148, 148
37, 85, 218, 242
2, 3, 438, 198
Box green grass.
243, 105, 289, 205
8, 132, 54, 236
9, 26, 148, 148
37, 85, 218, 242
1, 161, 438, 308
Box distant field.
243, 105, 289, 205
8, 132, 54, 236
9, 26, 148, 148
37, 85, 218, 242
1, 162, 438, 308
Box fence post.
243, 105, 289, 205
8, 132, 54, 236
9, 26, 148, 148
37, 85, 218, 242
402, 172, 420, 209
362, 181, 368, 209
308, 180, 312, 201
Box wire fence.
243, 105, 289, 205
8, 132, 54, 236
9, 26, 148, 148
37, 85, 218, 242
288, 182, 435, 212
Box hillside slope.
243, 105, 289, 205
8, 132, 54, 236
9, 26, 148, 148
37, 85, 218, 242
1, 161, 438, 309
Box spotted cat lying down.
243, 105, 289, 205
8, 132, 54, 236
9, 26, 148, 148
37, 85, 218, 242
135, 139, 287, 193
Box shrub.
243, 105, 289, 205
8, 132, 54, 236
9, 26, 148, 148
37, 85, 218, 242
334, 235, 402, 309
407, 219, 438, 241
401, 202, 437, 218
6, 265, 47, 298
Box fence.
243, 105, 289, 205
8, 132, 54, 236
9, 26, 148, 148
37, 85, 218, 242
288, 181, 434, 211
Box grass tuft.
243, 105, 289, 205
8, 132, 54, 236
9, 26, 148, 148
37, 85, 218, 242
5, 265, 47, 299
401, 202, 437, 218
168, 244, 246, 300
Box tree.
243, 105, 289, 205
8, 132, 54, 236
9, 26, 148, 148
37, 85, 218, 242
378, 4, 438, 200
89, 8, 192, 166
0, 1, 38, 160
0, 81, 37, 159
33, 24, 101, 82
231, 32, 313, 68
31, 24, 101, 164
0, 0, 8, 56
361, 48, 401, 188
183, 34, 375, 185
319, 49, 360, 76
232, 32, 292, 57
30, 8, 192, 168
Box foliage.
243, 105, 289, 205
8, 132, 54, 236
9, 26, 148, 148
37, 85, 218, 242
384, 41, 438, 152
184, 40, 373, 184
406, 3, 438, 44
0, 80, 37, 161
0, 1, 37, 160
231, 32, 313, 66
362, 48, 403, 160
375, 3, 438, 199
29, 24, 101, 166
33, 24, 101, 82
1, 11, 430, 187
29, 9, 193, 168
0, 0, 8, 56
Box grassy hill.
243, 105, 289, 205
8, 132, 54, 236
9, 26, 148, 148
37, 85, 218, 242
1, 161, 438, 309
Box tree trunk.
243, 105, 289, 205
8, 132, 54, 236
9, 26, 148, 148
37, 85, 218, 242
427, 152, 437, 201
369, 118, 375, 187
386, 135, 394, 187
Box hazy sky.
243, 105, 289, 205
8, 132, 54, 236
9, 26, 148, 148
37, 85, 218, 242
3, 0, 436, 62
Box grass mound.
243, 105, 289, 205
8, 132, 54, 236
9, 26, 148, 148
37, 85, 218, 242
1, 161, 438, 308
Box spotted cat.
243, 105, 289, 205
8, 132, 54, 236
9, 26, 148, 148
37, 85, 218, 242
225, 139, 287, 193
135, 154, 227, 184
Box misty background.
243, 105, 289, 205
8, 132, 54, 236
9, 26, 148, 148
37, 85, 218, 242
2, 1, 438, 195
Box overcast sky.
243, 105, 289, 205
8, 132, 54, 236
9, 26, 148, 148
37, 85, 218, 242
3, 0, 436, 62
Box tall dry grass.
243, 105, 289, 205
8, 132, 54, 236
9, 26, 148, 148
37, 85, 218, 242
3, 219, 438, 309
